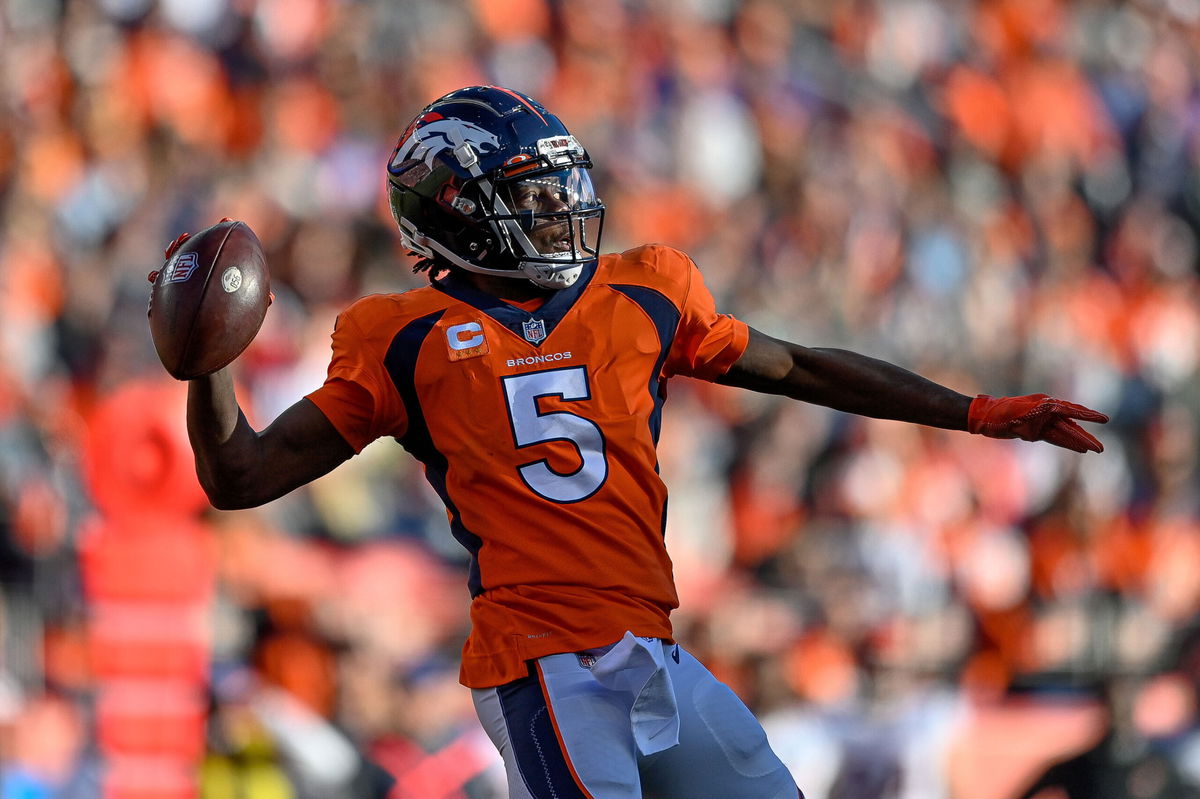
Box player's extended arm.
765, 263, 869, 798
718, 327, 1107, 453
187, 369, 354, 509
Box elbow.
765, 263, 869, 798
197, 468, 267, 511
201, 482, 249, 511
206, 490, 256, 512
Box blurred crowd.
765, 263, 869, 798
3, 0, 1200, 797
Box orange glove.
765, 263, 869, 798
968, 394, 1108, 453
164, 231, 192, 258
160, 218, 232, 260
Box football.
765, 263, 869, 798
148, 219, 270, 380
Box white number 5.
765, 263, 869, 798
501, 366, 607, 503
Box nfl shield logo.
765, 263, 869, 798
164, 252, 200, 283
522, 318, 547, 344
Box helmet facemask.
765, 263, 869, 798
484, 161, 605, 289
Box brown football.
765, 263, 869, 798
148, 220, 270, 380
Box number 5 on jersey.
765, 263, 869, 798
501, 366, 608, 503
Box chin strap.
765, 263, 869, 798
398, 217, 580, 289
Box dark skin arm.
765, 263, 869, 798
718, 327, 973, 430
187, 368, 354, 510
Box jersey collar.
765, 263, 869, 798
432, 259, 598, 347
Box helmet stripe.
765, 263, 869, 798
490, 85, 549, 126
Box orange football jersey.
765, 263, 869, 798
306, 245, 748, 687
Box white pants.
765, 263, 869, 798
471, 634, 801, 799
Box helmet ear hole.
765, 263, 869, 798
437, 184, 477, 217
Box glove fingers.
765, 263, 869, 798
1049, 399, 1109, 424
164, 232, 191, 259
1041, 426, 1087, 453
1044, 418, 1104, 453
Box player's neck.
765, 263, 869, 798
464, 272, 554, 304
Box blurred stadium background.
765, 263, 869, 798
3, 0, 1200, 797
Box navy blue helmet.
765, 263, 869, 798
386, 86, 605, 289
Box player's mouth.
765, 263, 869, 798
533, 224, 573, 254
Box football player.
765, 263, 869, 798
176, 86, 1108, 798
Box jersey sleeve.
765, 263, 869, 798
305, 303, 407, 453
662, 252, 749, 380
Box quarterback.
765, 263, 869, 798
175, 86, 1108, 798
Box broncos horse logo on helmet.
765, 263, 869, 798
386, 86, 605, 290
390, 117, 503, 171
